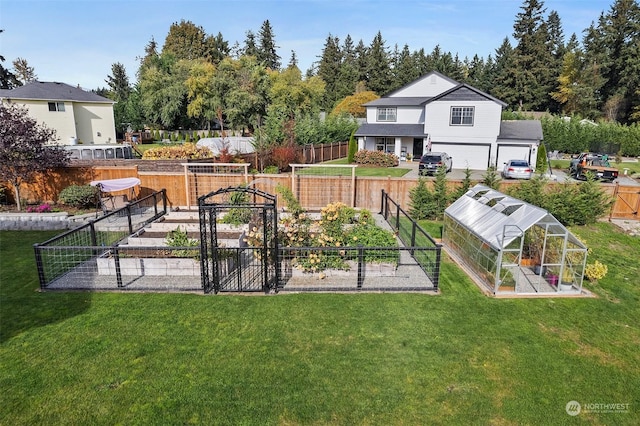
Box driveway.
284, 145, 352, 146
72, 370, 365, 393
400, 160, 639, 186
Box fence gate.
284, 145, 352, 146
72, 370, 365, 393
198, 187, 278, 294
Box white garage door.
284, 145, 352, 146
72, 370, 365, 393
496, 145, 532, 169
431, 143, 490, 170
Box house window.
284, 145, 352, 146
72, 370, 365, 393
450, 106, 474, 125
48, 102, 65, 112
375, 137, 395, 153
377, 107, 396, 122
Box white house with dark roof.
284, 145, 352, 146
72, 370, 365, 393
354, 71, 544, 170
0, 81, 116, 145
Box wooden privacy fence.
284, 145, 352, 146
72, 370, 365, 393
10, 166, 640, 220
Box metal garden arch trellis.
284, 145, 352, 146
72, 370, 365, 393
198, 186, 279, 294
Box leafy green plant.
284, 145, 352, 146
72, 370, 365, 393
275, 184, 305, 218
263, 165, 279, 174
164, 226, 199, 258
58, 185, 99, 208
220, 190, 253, 225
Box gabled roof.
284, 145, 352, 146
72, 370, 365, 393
354, 123, 426, 137
498, 120, 543, 141
383, 71, 460, 97
364, 97, 431, 107
0, 81, 114, 104
426, 83, 507, 107
445, 185, 585, 250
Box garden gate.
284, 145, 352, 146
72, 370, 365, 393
198, 187, 278, 293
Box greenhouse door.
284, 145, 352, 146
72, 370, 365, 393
198, 187, 278, 294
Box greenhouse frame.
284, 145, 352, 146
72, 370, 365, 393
443, 185, 588, 295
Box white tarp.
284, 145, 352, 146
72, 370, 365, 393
90, 177, 141, 192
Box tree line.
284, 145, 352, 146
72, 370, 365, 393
2, 0, 639, 148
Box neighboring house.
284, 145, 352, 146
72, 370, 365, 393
354, 71, 543, 170
0, 81, 116, 145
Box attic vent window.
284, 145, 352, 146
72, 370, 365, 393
501, 205, 523, 216
485, 197, 504, 207
48, 102, 65, 112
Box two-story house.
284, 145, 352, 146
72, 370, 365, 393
0, 81, 116, 146
354, 71, 543, 170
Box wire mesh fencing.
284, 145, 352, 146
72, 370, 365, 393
380, 190, 442, 289
35, 190, 168, 289
277, 245, 437, 292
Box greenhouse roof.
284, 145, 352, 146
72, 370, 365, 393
445, 185, 586, 250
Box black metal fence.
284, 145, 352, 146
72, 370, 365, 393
34, 190, 168, 289
380, 189, 442, 289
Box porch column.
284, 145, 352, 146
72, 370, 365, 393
394, 137, 402, 157
358, 137, 365, 151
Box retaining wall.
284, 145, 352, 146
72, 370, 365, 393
0, 212, 98, 231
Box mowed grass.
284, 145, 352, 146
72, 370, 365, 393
1, 224, 639, 424
297, 158, 411, 177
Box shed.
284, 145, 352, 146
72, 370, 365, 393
443, 185, 588, 295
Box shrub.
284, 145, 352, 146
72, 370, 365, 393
353, 150, 399, 167
276, 184, 304, 218
58, 185, 99, 208
481, 166, 500, 189
271, 145, 299, 172
142, 143, 212, 160
409, 178, 434, 220
263, 165, 279, 174
536, 143, 548, 173
347, 131, 357, 163
585, 260, 608, 281
26, 203, 53, 213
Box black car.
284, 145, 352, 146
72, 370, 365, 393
419, 152, 452, 175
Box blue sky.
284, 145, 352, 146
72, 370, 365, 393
1, 0, 611, 90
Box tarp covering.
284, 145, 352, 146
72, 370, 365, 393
90, 177, 141, 192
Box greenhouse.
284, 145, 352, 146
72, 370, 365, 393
443, 185, 588, 295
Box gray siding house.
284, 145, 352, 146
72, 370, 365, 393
354, 71, 543, 170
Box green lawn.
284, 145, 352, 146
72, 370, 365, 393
1, 224, 639, 424
297, 158, 411, 177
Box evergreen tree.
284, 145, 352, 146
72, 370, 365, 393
366, 31, 392, 95
105, 62, 132, 133
336, 35, 359, 97
317, 35, 343, 109
243, 30, 259, 58
204, 32, 230, 64
0, 30, 21, 89
491, 37, 518, 107
393, 44, 419, 89
11, 58, 37, 84
512, 0, 555, 111
257, 20, 281, 70
583, 0, 640, 122
354, 39, 369, 85
545, 10, 567, 113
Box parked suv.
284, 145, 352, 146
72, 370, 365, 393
419, 152, 452, 175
